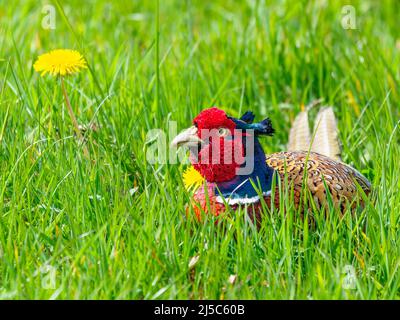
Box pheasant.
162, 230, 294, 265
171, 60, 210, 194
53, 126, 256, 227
171, 107, 371, 222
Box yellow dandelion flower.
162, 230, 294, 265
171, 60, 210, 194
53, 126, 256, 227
183, 166, 204, 190
33, 49, 87, 77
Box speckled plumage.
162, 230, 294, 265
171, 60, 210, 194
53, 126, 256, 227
266, 151, 371, 210
190, 151, 371, 221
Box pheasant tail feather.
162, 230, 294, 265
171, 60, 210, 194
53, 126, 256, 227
287, 111, 311, 152
310, 106, 341, 161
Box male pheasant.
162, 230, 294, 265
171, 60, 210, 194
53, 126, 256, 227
171, 107, 371, 222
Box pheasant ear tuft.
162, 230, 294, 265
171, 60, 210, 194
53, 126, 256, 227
240, 111, 255, 123
227, 115, 274, 136
256, 118, 275, 136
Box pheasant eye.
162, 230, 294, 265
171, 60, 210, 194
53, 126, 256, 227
218, 127, 229, 137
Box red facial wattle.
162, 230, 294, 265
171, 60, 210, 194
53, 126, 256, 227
193, 107, 236, 135
191, 137, 244, 182
190, 108, 245, 183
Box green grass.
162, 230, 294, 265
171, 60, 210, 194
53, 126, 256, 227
0, 0, 399, 299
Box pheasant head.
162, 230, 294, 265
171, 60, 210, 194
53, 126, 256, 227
172, 107, 275, 204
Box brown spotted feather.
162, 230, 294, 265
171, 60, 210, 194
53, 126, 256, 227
266, 151, 371, 213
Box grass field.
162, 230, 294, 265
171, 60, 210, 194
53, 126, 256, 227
0, 0, 399, 299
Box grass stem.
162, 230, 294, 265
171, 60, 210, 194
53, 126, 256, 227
60, 77, 89, 159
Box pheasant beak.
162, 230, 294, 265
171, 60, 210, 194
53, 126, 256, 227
171, 126, 204, 148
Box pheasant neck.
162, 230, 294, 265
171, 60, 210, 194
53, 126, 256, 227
213, 138, 275, 204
